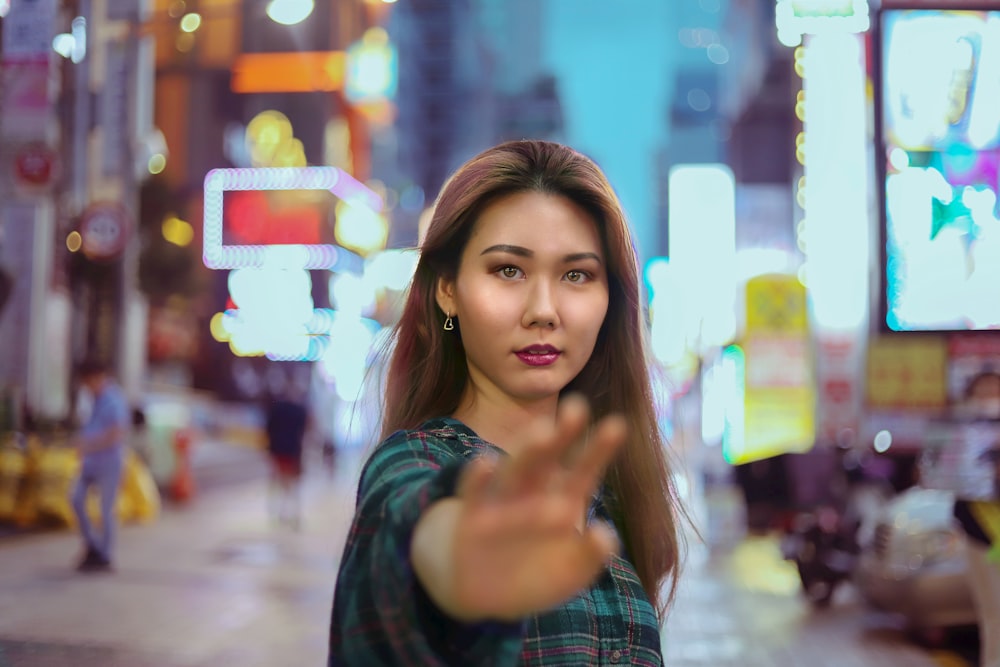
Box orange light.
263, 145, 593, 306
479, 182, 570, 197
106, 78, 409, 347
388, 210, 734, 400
231, 51, 346, 93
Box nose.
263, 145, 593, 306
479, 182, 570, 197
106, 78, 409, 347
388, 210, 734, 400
522, 279, 559, 329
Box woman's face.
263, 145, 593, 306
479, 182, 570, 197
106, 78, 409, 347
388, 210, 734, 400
436, 191, 610, 409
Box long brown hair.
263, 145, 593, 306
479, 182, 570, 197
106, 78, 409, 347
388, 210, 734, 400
380, 139, 683, 618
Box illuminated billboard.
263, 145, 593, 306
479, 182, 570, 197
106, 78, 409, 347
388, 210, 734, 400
203, 166, 376, 272
877, 8, 1000, 331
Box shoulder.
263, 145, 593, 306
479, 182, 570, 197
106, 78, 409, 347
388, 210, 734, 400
360, 418, 495, 487
367, 418, 475, 468
100, 383, 130, 412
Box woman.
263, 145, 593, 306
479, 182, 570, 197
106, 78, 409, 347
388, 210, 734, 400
329, 140, 685, 666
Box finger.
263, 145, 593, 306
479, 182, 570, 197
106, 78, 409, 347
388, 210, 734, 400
497, 401, 589, 496
566, 413, 626, 497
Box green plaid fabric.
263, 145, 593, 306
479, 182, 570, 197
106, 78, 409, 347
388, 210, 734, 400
329, 418, 663, 666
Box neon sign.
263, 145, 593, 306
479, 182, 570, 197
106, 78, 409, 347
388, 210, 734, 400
203, 166, 378, 272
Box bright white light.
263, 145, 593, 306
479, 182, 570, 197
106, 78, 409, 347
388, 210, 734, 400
366, 249, 419, 292
883, 12, 982, 149
888, 147, 909, 171
330, 272, 377, 317
0, 1, 10, 18
777, 28, 802, 48
775, 0, 869, 47
320, 314, 379, 401
179, 12, 201, 32
646, 259, 689, 366
70, 16, 87, 63
668, 164, 737, 350
967, 17, 1000, 149
266, 0, 314, 26
52, 33, 75, 59
873, 430, 892, 453
801, 33, 869, 331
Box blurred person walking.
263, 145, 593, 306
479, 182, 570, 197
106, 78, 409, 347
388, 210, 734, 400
265, 386, 310, 529
70, 359, 131, 573
328, 140, 687, 665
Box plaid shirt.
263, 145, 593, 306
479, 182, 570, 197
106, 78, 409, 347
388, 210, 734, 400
329, 418, 663, 666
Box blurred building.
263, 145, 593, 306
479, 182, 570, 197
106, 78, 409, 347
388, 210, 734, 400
0, 0, 162, 422
385, 0, 563, 247
138, 0, 384, 398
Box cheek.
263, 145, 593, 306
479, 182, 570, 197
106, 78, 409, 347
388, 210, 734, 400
575, 295, 609, 336
457, 282, 518, 322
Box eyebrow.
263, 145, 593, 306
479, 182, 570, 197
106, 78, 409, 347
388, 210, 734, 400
479, 244, 603, 264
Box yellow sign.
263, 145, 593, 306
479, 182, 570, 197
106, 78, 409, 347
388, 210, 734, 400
867, 336, 947, 409
729, 275, 814, 464
745, 274, 808, 335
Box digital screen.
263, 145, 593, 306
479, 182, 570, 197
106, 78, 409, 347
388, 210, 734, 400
880, 9, 1000, 331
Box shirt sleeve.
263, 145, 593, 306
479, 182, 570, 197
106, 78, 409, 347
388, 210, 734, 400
329, 431, 525, 667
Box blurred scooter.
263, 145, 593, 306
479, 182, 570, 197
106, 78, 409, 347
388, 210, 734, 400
780, 445, 894, 607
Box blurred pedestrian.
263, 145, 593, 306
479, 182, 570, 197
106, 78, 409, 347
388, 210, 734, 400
0, 263, 12, 322
328, 140, 687, 665
70, 358, 130, 573
265, 387, 309, 529
952, 370, 1000, 667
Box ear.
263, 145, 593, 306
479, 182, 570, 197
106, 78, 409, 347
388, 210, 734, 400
435, 275, 456, 317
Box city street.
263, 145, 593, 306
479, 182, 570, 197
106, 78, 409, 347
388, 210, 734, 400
0, 448, 977, 667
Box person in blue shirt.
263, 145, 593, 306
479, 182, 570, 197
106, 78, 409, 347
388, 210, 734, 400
70, 358, 131, 572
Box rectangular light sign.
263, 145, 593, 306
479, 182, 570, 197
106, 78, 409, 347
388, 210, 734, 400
231, 51, 345, 93
203, 166, 377, 272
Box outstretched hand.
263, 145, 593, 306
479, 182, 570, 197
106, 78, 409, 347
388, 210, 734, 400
411, 395, 626, 623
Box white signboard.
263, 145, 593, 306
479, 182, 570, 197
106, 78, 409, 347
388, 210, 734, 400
1, 0, 58, 61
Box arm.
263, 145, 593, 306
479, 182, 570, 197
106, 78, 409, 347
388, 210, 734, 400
75, 388, 130, 455
76, 424, 127, 454
330, 434, 525, 666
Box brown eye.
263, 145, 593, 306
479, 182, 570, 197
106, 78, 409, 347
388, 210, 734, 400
565, 270, 586, 283
499, 266, 521, 279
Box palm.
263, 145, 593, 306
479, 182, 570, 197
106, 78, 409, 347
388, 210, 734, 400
446, 397, 625, 621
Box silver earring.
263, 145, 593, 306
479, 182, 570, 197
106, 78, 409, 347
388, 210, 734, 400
443, 314, 454, 331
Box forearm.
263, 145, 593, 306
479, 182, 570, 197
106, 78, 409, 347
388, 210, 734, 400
411, 498, 485, 623
334, 466, 524, 666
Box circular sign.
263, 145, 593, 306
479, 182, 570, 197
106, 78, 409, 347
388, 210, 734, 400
79, 202, 130, 261
14, 142, 59, 187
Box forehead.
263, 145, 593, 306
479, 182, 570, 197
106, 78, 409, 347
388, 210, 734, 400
466, 191, 603, 253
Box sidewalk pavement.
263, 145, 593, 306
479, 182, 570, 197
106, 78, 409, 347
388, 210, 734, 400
0, 448, 365, 667
0, 447, 959, 667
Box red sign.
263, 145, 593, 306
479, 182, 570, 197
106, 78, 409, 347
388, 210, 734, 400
13, 142, 58, 186
79, 202, 130, 261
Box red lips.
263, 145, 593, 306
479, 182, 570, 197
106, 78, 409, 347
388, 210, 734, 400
515, 345, 560, 366
517, 345, 559, 355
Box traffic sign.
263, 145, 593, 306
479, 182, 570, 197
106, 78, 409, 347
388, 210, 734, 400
79, 202, 131, 261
